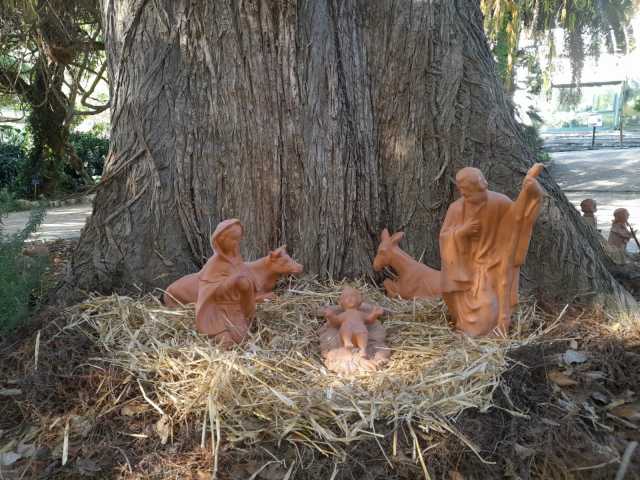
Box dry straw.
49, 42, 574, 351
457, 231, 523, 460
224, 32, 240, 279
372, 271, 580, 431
61, 280, 549, 465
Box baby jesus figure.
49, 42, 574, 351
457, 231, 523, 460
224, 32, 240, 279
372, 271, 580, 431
319, 287, 390, 375
323, 287, 384, 358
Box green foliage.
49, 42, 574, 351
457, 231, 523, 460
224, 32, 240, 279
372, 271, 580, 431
0, 188, 19, 215
0, 124, 108, 196
69, 129, 109, 177
0, 144, 27, 190
0, 126, 29, 192
0, 125, 29, 147
1, 0, 106, 195
482, 0, 638, 93
0, 203, 48, 332
520, 50, 543, 96
492, 8, 519, 93
521, 123, 550, 164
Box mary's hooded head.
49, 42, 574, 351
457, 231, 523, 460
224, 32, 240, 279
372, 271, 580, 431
199, 218, 243, 282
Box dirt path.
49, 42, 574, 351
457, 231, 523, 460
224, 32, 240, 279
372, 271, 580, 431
1, 202, 93, 241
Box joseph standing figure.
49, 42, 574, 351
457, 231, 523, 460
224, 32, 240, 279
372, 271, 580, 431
439, 164, 545, 336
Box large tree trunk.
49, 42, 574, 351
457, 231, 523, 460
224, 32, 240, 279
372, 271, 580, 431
66, 0, 631, 306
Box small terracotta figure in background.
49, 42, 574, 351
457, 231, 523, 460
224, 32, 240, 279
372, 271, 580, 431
373, 229, 441, 299
440, 163, 544, 336
580, 198, 598, 230
164, 245, 303, 306
319, 287, 390, 375
608, 208, 632, 252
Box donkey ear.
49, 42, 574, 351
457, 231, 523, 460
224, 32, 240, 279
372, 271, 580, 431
381, 228, 390, 241
391, 231, 405, 244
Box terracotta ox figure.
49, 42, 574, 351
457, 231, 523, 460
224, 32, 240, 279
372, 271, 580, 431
372, 229, 441, 300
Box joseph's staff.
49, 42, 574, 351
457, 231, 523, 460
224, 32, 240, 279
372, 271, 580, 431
496, 163, 544, 334
627, 222, 640, 251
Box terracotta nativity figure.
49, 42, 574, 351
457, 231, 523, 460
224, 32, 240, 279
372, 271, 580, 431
164, 244, 302, 308
607, 208, 632, 253
163, 219, 302, 347
373, 229, 441, 299
580, 198, 598, 230
439, 163, 545, 336
319, 287, 390, 375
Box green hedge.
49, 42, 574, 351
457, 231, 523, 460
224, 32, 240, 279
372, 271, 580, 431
69, 130, 109, 177
0, 126, 29, 192
0, 126, 109, 195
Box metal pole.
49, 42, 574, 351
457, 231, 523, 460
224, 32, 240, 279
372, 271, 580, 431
591, 126, 596, 149
620, 81, 626, 147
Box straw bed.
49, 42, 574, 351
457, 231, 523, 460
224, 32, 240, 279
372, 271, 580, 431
61, 280, 547, 462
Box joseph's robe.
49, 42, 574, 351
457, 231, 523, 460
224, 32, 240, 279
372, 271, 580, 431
439, 188, 542, 336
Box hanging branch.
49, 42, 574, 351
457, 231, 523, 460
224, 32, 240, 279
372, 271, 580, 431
481, 0, 638, 94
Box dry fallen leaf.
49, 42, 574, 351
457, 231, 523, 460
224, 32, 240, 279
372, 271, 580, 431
196, 471, 210, 480
541, 418, 561, 427
450, 471, 465, 480
591, 391, 609, 404
607, 399, 629, 410
121, 404, 147, 417
563, 350, 587, 365
0, 451, 21, 466
548, 370, 578, 387
584, 371, 606, 380
0, 388, 22, 397
260, 462, 287, 480
155, 415, 171, 444
16, 442, 35, 458
514, 443, 536, 459
610, 402, 640, 421
76, 457, 101, 476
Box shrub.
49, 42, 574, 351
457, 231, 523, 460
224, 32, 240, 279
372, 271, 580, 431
0, 126, 109, 197
0, 204, 48, 332
521, 124, 550, 164
0, 188, 19, 216
69, 130, 109, 177
0, 126, 29, 191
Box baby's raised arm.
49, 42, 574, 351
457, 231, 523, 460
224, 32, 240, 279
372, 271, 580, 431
365, 306, 384, 325
323, 307, 343, 329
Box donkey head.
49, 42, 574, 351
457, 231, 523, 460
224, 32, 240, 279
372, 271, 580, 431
373, 228, 405, 271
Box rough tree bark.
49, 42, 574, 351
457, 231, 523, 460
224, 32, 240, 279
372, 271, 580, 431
66, 0, 631, 307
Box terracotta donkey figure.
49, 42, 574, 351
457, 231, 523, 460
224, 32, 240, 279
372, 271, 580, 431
373, 229, 441, 300
164, 245, 303, 307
